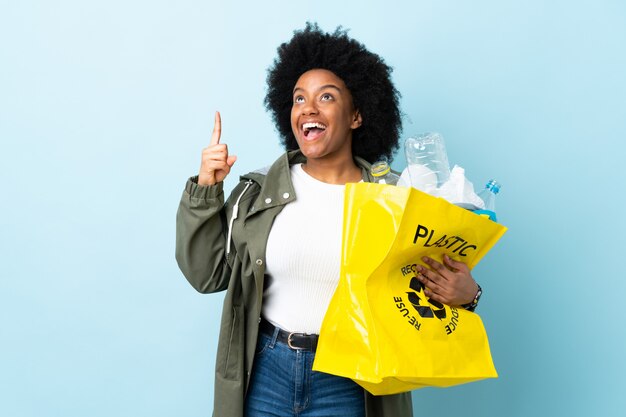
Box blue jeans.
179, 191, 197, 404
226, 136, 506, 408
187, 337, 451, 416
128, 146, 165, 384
245, 329, 365, 417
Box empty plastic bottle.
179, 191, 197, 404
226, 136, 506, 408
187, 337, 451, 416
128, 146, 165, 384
404, 132, 451, 193
371, 159, 400, 184
474, 180, 501, 222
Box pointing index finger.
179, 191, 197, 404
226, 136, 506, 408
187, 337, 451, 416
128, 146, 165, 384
210, 111, 222, 145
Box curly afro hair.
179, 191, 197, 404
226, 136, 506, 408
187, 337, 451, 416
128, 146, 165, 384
265, 22, 402, 163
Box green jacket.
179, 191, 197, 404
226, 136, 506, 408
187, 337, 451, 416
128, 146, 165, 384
176, 150, 413, 417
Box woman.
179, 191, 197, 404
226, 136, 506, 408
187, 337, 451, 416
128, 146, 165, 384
176, 23, 481, 417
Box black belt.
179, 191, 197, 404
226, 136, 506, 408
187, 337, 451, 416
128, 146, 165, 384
259, 318, 319, 352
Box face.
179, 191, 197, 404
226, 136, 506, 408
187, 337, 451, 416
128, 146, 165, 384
290, 69, 362, 163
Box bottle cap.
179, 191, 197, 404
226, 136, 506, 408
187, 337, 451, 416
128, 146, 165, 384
371, 161, 391, 177
486, 179, 501, 194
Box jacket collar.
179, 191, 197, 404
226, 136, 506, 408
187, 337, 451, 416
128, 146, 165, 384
242, 150, 375, 215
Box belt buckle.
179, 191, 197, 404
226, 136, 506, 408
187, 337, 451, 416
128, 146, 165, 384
287, 332, 305, 350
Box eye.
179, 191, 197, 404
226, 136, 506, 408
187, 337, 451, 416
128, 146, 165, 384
294, 95, 305, 104
321, 93, 333, 101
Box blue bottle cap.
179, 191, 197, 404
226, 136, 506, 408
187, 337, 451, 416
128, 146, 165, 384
485, 179, 501, 194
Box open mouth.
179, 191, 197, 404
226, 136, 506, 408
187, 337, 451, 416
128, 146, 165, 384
303, 122, 327, 138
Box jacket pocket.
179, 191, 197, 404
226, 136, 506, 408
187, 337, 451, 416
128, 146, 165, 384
217, 303, 244, 381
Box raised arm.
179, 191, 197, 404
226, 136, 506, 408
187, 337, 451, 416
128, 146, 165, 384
175, 112, 238, 293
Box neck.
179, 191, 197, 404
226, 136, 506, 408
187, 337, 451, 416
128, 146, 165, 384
301, 158, 362, 185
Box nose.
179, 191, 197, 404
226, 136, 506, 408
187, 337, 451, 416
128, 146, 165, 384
301, 100, 318, 115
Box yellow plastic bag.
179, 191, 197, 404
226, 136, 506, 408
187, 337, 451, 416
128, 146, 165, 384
312, 182, 508, 395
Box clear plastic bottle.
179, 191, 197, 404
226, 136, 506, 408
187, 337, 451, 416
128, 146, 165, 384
370, 159, 400, 184
404, 132, 451, 193
474, 180, 501, 221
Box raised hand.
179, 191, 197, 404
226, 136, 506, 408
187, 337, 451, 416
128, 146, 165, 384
198, 111, 237, 186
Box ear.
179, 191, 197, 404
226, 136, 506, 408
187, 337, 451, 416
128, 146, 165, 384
350, 110, 362, 129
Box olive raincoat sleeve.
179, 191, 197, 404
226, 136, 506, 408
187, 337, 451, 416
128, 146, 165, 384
175, 177, 246, 294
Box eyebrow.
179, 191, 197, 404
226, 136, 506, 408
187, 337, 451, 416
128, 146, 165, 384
293, 84, 342, 94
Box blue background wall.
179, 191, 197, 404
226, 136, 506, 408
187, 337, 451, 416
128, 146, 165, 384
1, 1, 625, 416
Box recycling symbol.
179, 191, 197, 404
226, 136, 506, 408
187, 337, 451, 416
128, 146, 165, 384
407, 277, 447, 319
